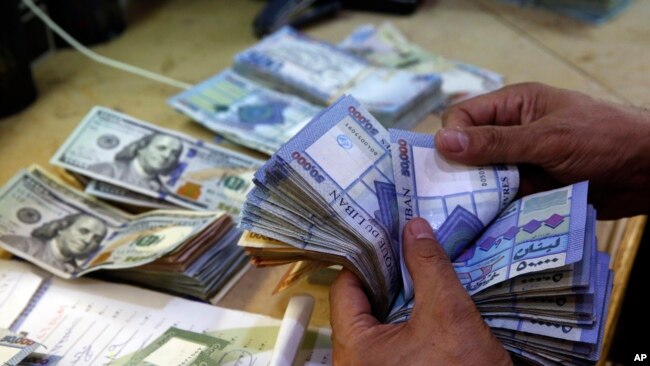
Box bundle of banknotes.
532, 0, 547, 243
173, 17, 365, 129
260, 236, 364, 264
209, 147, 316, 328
338, 22, 504, 112
0, 329, 60, 366
238, 95, 613, 364
168, 24, 503, 156
233, 27, 444, 130
0, 165, 247, 302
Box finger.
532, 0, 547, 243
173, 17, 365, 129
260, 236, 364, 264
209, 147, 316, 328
434, 123, 551, 166
442, 82, 557, 128
329, 269, 379, 333
402, 218, 472, 327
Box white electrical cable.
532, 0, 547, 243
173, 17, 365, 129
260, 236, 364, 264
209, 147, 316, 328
22, 0, 192, 90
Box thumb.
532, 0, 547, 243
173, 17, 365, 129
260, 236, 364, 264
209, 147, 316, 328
403, 218, 475, 326
435, 124, 548, 166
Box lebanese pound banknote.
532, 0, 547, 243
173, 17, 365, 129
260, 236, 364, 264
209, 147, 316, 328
473, 206, 597, 302
168, 69, 321, 155
50, 107, 264, 216
233, 27, 442, 127
486, 252, 612, 355
0, 166, 222, 279
0, 329, 42, 366
384, 186, 594, 327
241, 95, 400, 317
453, 182, 589, 296
339, 22, 504, 110
389, 129, 519, 299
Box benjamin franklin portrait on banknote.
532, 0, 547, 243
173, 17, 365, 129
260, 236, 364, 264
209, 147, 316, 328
0, 213, 107, 274
88, 133, 183, 192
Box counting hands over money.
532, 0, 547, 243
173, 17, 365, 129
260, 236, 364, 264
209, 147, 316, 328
239, 94, 613, 364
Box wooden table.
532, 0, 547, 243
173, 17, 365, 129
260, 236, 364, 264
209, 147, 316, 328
0, 0, 646, 363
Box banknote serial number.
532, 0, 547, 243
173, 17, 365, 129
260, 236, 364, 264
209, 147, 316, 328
477, 167, 489, 187
291, 152, 325, 183
348, 106, 379, 136
345, 122, 380, 157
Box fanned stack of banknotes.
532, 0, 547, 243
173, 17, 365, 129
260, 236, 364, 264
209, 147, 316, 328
0, 328, 60, 366
169, 23, 502, 156
0, 106, 263, 301
238, 95, 613, 365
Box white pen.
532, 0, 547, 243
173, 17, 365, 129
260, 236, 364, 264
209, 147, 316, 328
269, 294, 316, 366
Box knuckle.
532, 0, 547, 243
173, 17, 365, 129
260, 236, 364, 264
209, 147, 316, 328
475, 127, 508, 158
442, 105, 466, 127
534, 122, 572, 164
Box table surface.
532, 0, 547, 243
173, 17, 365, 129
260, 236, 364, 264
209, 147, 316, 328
1, 0, 647, 363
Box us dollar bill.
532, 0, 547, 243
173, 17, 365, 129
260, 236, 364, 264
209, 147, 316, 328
0, 166, 222, 279
51, 107, 264, 216
86, 180, 179, 210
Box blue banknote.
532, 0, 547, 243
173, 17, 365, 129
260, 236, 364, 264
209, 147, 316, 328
473, 205, 597, 301
235, 66, 611, 364
233, 27, 443, 127
485, 251, 611, 345
241, 95, 401, 316
389, 129, 519, 299
453, 182, 588, 296
169, 69, 321, 155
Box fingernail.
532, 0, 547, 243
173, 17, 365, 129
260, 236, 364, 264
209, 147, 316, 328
408, 218, 436, 240
438, 128, 469, 153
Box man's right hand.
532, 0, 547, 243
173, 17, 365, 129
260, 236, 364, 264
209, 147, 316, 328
435, 82, 650, 219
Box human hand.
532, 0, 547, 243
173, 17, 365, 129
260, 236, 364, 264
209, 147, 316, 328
435, 83, 650, 219
329, 218, 511, 366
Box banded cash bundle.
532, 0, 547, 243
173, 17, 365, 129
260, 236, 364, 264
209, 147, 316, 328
0, 167, 246, 301
0, 328, 60, 366
338, 22, 504, 112
239, 95, 613, 364
51, 106, 263, 216
233, 27, 443, 129
169, 69, 321, 155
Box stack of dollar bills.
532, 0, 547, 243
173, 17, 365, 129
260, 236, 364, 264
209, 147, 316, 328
0, 328, 60, 366
50, 107, 264, 217
233, 27, 444, 130
338, 22, 504, 112
238, 95, 613, 364
0, 104, 267, 301
0, 167, 246, 301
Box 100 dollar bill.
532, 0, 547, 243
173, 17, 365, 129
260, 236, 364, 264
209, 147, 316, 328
51, 107, 264, 216
86, 179, 179, 210
0, 166, 222, 279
